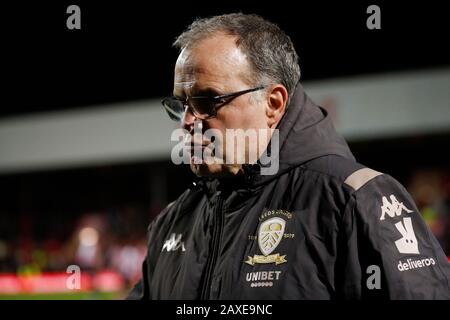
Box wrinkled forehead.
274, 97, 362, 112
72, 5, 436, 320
173, 35, 251, 95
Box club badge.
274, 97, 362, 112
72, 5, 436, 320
245, 217, 287, 265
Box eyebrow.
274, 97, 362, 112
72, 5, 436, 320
173, 86, 222, 99
192, 87, 222, 97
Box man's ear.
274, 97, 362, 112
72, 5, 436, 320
266, 84, 288, 128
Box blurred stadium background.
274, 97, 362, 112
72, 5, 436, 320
1, 2, 449, 299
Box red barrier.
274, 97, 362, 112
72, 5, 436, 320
0, 270, 124, 294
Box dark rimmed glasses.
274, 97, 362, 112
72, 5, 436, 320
161, 86, 266, 121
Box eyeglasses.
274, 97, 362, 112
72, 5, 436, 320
161, 86, 266, 121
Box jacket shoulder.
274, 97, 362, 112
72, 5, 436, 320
303, 155, 374, 186
343, 167, 384, 191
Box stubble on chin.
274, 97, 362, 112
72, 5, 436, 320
190, 163, 244, 178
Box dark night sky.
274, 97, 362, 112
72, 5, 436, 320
2, 1, 449, 117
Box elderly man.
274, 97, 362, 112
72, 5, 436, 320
128, 13, 450, 299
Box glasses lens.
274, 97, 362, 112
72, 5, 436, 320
162, 98, 185, 121
190, 97, 215, 119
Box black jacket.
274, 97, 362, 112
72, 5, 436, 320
129, 84, 450, 299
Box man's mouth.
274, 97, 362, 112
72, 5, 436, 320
185, 142, 209, 150
185, 141, 216, 163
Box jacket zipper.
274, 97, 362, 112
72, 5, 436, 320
200, 193, 224, 300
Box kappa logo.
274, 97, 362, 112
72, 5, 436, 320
380, 194, 413, 221
162, 233, 186, 252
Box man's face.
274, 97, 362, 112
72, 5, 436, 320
173, 33, 273, 178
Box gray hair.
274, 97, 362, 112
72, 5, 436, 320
173, 13, 301, 102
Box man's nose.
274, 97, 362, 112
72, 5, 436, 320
182, 107, 198, 132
